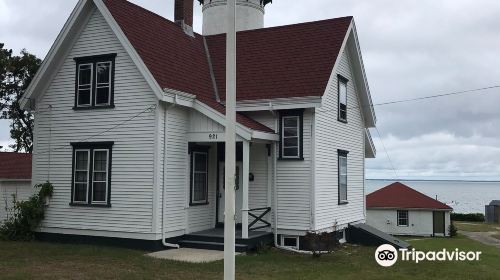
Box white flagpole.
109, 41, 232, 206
224, 0, 237, 279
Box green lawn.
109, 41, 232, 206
455, 222, 500, 233
0, 235, 499, 280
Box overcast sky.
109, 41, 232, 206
1, 0, 499, 180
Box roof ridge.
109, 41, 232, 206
204, 16, 353, 39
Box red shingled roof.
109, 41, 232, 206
0, 152, 32, 180
366, 182, 452, 210
103, 0, 273, 133
205, 17, 352, 101
102, 1, 352, 133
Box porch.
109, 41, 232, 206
186, 130, 276, 241
179, 228, 274, 252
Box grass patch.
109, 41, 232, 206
0, 235, 499, 280
455, 222, 500, 233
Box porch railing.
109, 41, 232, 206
248, 207, 271, 231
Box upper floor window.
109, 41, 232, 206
279, 110, 304, 160
71, 142, 113, 207
338, 149, 348, 204
338, 75, 348, 122
74, 54, 116, 109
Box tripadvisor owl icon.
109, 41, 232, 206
375, 244, 398, 267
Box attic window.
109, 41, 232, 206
338, 75, 348, 122
74, 54, 116, 109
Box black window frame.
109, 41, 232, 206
70, 141, 114, 207
189, 144, 210, 206
338, 149, 349, 205
74, 54, 117, 110
279, 109, 304, 160
397, 210, 409, 227
338, 75, 349, 123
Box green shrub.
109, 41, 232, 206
449, 222, 458, 237
451, 213, 485, 222
0, 182, 53, 241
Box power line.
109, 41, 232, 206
366, 85, 500, 108
374, 126, 399, 180
316, 84, 500, 113
34, 104, 157, 156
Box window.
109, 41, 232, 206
190, 146, 209, 205
71, 142, 113, 206
338, 150, 349, 204
397, 210, 409, 226
281, 235, 299, 250
338, 75, 348, 122
74, 54, 116, 109
279, 110, 304, 160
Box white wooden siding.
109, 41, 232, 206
159, 105, 190, 236
0, 181, 33, 222
367, 209, 451, 236
189, 110, 225, 133
276, 110, 313, 231
32, 8, 158, 238
314, 49, 366, 231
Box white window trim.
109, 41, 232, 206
73, 149, 90, 204
397, 210, 409, 227
191, 151, 208, 204
281, 235, 300, 250
91, 149, 109, 205
339, 155, 348, 203
338, 79, 348, 121
95, 61, 112, 106
281, 115, 300, 159
77, 63, 93, 107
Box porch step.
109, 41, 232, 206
178, 240, 249, 252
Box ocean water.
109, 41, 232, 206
366, 180, 500, 214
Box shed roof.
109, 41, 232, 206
0, 152, 32, 180
367, 182, 452, 210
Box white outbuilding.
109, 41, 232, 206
0, 152, 33, 222
366, 182, 453, 237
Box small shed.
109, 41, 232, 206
366, 182, 453, 237
0, 152, 33, 222
485, 200, 500, 223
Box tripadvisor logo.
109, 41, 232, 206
375, 244, 482, 267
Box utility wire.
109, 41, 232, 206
364, 85, 500, 109
34, 104, 157, 156
317, 84, 500, 113
374, 126, 399, 180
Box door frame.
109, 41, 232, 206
432, 211, 446, 236
216, 161, 243, 226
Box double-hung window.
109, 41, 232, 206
397, 210, 409, 226
338, 150, 349, 204
279, 110, 304, 160
71, 142, 113, 206
338, 75, 348, 122
74, 54, 116, 109
190, 146, 209, 206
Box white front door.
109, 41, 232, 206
218, 162, 244, 224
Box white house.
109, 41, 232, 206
0, 152, 33, 222
21, 0, 377, 251
366, 182, 452, 237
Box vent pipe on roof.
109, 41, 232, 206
175, 0, 194, 36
